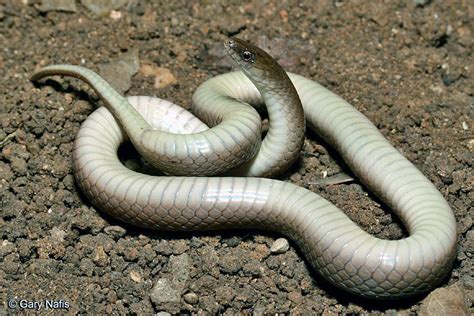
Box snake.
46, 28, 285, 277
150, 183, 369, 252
31, 38, 456, 299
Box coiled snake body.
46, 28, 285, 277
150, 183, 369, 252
31, 38, 456, 299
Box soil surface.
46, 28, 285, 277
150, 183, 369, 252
1, 1, 472, 314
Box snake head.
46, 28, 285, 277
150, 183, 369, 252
224, 37, 288, 86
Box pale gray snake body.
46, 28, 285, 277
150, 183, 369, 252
31, 38, 456, 299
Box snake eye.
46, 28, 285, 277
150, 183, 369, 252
242, 50, 253, 62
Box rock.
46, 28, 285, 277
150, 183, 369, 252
219, 253, 242, 275
10, 157, 27, 175
270, 238, 290, 254
149, 278, 180, 304
149, 254, 190, 306
0, 162, 13, 188
79, 258, 95, 276
242, 260, 263, 277
0, 240, 15, 257
140, 61, 177, 89
81, 0, 128, 16
169, 254, 190, 287
104, 225, 127, 239
215, 285, 235, 304
36, 234, 66, 260
253, 306, 266, 316
172, 240, 188, 255
183, 292, 198, 304
430, 84, 445, 94
37, 0, 77, 12
130, 270, 142, 283
189, 237, 203, 248
222, 236, 241, 247
465, 230, 474, 253
288, 290, 303, 304
155, 240, 173, 255
71, 206, 107, 234
93, 245, 109, 267
419, 282, 468, 315
50, 227, 65, 242
252, 244, 270, 261
99, 49, 140, 94
2, 143, 30, 162
2, 253, 20, 274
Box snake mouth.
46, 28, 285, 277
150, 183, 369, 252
224, 39, 240, 63
224, 38, 236, 50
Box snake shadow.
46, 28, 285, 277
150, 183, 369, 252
32, 77, 103, 106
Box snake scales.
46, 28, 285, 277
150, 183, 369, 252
31, 38, 456, 299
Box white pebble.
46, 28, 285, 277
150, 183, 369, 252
270, 238, 290, 254
183, 292, 199, 304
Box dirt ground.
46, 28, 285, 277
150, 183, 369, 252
0, 0, 472, 314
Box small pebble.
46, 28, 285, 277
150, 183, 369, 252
130, 270, 142, 283
189, 237, 203, 248
222, 236, 241, 247
50, 227, 66, 242
183, 292, 199, 304
169, 254, 190, 287
419, 282, 468, 315
219, 254, 242, 274
270, 238, 290, 254
253, 307, 266, 316
150, 278, 180, 304
140, 62, 177, 89
104, 225, 127, 239
37, 0, 77, 12
93, 246, 109, 267
414, 0, 431, 6
99, 49, 140, 94
109, 10, 122, 20
81, 0, 128, 16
